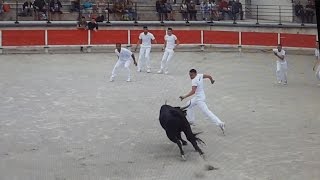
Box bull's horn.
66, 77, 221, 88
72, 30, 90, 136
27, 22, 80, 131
181, 101, 191, 110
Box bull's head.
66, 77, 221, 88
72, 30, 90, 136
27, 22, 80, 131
175, 101, 191, 116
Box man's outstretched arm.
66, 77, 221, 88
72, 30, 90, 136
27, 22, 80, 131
179, 86, 197, 101
203, 74, 215, 84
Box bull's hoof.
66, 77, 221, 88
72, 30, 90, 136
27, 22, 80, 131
181, 155, 186, 161
200, 154, 206, 160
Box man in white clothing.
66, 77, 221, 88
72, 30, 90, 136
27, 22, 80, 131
273, 44, 288, 85
313, 41, 320, 82
158, 27, 179, 75
179, 69, 225, 134
135, 26, 157, 73
110, 43, 137, 82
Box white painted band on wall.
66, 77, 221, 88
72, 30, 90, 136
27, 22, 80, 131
201, 30, 204, 45
88, 30, 91, 45
239, 31, 242, 46
45, 30, 48, 46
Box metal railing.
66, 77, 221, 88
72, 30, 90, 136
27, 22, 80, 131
0, 2, 317, 26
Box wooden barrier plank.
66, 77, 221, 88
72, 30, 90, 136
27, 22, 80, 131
280, 33, 316, 48
2, 30, 45, 46
48, 30, 88, 45
91, 30, 128, 45
203, 30, 239, 45
242, 32, 278, 46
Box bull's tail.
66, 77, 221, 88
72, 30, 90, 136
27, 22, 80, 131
193, 132, 206, 145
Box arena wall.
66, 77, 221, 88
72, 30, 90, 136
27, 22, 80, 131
0, 26, 317, 52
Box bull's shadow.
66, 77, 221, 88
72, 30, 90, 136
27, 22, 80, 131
159, 101, 206, 161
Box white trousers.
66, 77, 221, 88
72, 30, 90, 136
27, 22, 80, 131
111, 60, 131, 79
160, 49, 174, 71
186, 98, 223, 126
138, 47, 151, 70
316, 66, 320, 80
276, 60, 288, 82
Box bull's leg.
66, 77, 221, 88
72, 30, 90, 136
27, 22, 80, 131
177, 132, 188, 146
176, 139, 186, 161
166, 131, 185, 160
183, 129, 204, 156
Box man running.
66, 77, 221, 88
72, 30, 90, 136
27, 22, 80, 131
110, 43, 137, 82
179, 69, 225, 134
135, 26, 157, 73
158, 27, 179, 75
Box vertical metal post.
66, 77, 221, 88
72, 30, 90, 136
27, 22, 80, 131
134, 2, 137, 24
14, 0, 19, 24
160, 12, 164, 24
278, 5, 282, 25
47, 2, 51, 23
78, 0, 81, 21
106, 2, 110, 23
186, 11, 189, 24
256, 5, 259, 25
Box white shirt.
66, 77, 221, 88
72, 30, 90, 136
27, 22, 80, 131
273, 49, 286, 63
192, 74, 205, 100
139, 32, 155, 48
115, 48, 132, 61
315, 49, 319, 60
165, 34, 177, 50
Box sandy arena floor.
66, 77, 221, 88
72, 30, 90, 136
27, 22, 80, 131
0, 50, 320, 180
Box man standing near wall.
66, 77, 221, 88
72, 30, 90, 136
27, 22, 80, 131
157, 27, 179, 75
273, 44, 288, 85
135, 26, 157, 73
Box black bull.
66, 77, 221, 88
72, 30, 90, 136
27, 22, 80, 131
159, 102, 205, 160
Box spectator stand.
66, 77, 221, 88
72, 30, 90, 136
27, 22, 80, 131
0, 1, 317, 27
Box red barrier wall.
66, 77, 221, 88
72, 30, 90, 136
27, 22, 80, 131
91, 30, 127, 45
203, 31, 238, 44
48, 30, 88, 45
280, 33, 316, 48
242, 32, 278, 46
2, 30, 45, 46
0, 29, 316, 48
174, 30, 201, 44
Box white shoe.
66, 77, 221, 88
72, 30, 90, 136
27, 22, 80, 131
219, 123, 225, 134
164, 71, 169, 75
277, 81, 282, 84
137, 69, 141, 72
283, 81, 287, 85
109, 77, 114, 82
126, 78, 131, 82
147, 69, 151, 73
157, 69, 163, 74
